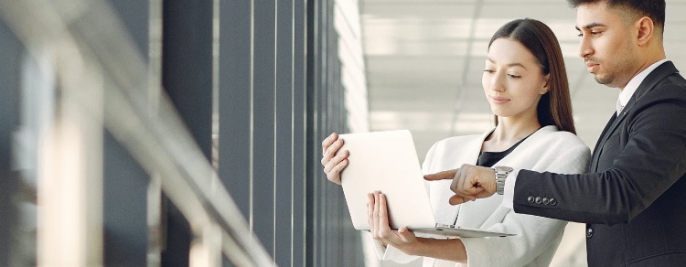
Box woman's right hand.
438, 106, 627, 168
321, 133, 350, 185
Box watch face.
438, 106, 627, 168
494, 166, 513, 173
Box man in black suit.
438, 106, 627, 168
425, 0, 686, 266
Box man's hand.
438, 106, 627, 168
423, 164, 498, 205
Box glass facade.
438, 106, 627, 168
0, 0, 366, 266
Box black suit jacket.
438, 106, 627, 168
514, 61, 686, 266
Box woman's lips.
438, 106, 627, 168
490, 96, 510, 105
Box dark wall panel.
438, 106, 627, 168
161, 0, 214, 266
218, 1, 254, 266
0, 18, 21, 267
275, 0, 295, 266
252, 0, 277, 256
103, 131, 149, 267
305, 0, 364, 266
109, 0, 149, 58
305, 0, 318, 263
103, 1, 150, 266
292, 0, 308, 266
162, 0, 213, 160
219, 0, 252, 222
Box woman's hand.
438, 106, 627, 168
367, 191, 419, 254
321, 133, 350, 184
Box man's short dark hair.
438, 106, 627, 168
567, 0, 665, 30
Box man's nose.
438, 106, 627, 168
578, 35, 593, 58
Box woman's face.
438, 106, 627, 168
482, 38, 549, 121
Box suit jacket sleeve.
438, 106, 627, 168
514, 81, 686, 225
461, 142, 590, 267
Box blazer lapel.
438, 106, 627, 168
456, 126, 556, 228
590, 61, 679, 171
431, 130, 493, 225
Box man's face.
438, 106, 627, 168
576, 1, 638, 88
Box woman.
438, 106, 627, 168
321, 18, 590, 266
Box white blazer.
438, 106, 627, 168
374, 125, 591, 267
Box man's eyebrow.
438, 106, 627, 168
575, 22, 606, 31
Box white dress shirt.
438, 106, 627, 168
502, 59, 669, 209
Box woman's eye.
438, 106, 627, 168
483, 69, 494, 73
508, 74, 521, 78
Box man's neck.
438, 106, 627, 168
618, 51, 666, 91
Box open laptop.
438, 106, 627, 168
338, 130, 515, 238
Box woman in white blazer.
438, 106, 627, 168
322, 18, 591, 267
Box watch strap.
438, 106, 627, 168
493, 166, 513, 195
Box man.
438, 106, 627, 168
425, 0, 686, 266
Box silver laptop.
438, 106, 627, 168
339, 130, 515, 238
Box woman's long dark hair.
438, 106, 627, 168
488, 18, 576, 134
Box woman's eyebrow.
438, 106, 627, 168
487, 58, 527, 70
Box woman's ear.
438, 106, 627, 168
540, 74, 550, 94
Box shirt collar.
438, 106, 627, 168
617, 59, 669, 114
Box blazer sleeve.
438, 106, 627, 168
461, 143, 591, 267
514, 82, 686, 225
366, 232, 420, 263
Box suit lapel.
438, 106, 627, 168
590, 113, 616, 171
590, 61, 679, 171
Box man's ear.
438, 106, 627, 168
635, 16, 655, 46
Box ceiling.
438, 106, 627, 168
360, 0, 686, 161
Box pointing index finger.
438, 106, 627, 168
423, 169, 459, 181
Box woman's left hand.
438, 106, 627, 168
367, 191, 419, 254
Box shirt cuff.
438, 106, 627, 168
501, 169, 519, 209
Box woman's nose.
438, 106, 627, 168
490, 75, 505, 92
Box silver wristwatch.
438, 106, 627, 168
493, 166, 513, 195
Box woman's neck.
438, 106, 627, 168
483, 117, 542, 152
